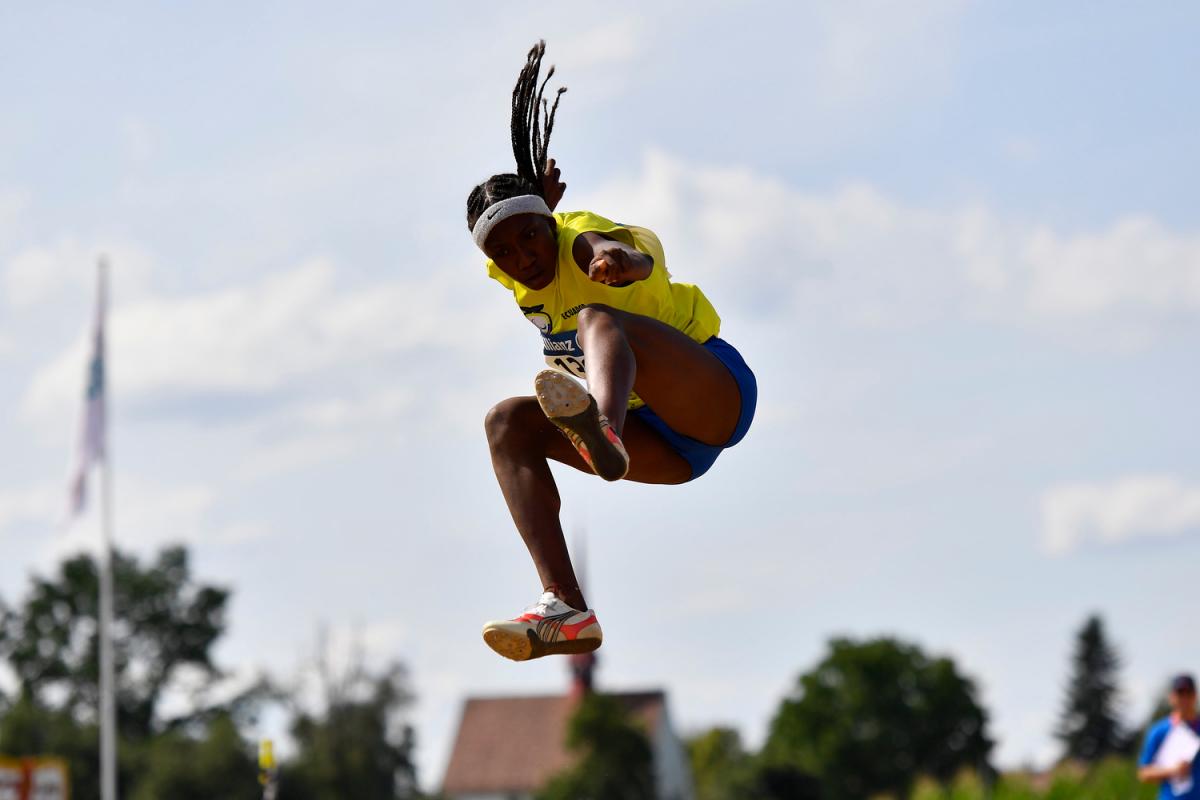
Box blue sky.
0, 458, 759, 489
2, 1, 1199, 788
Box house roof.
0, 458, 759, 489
441, 691, 666, 795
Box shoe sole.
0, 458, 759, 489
534, 370, 629, 482
482, 625, 602, 662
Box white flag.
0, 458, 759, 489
68, 262, 107, 516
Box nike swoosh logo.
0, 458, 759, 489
486, 208, 501, 220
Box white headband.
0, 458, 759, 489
471, 194, 553, 250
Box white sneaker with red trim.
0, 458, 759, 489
481, 591, 603, 662
535, 370, 629, 482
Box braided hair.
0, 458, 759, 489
466, 40, 567, 232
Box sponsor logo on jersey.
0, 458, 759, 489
541, 330, 581, 357
542, 337, 575, 353
520, 303, 553, 334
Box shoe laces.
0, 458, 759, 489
524, 591, 562, 616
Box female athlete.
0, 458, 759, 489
470, 42, 757, 661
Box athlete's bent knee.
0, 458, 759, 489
484, 398, 525, 446
576, 305, 625, 351
576, 303, 621, 329
484, 397, 541, 451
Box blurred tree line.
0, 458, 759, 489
0, 544, 1169, 800
686, 614, 1161, 800
0, 545, 423, 800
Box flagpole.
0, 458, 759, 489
96, 258, 117, 800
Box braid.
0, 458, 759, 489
466, 40, 567, 232
511, 40, 567, 189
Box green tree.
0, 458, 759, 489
537, 693, 656, 800
1080, 756, 1157, 800
688, 727, 822, 800
912, 758, 1157, 800
128, 712, 260, 800
0, 545, 254, 800
0, 691, 101, 797
689, 727, 755, 800
1055, 615, 1128, 763
0, 545, 427, 800
280, 658, 419, 800
742, 763, 822, 800
764, 636, 992, 800
0, 545, 228, 739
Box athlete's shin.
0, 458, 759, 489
575, 304, 636, 434
483, 397, 588, 611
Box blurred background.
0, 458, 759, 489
1, 2, 1198, 797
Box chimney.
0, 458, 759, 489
569, 651, 597, 699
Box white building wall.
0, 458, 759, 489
652, 703, 697, 800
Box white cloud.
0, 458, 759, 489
46, 476, 213, 562
0, 484, 61, 535
576, 150, 1200, 335
22, 154, 1192, 484
234, 431, 359, 483
235, 388, 415, 481
1022, 216, 1200, 316
3, 237, 155, 309
211, 521, 273, 546
0, 188, 27, 250
578, 152, 963, 325
291, 389, 415, 430
0, 475, 273, 566
22, 257, 512, 429
1041, 475, 1200, 555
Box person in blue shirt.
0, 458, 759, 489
1140, 674, 1200, 798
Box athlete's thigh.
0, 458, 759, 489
545, 411, 693, 485
611, 311, 741, 446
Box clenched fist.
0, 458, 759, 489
588, 246, 651, 285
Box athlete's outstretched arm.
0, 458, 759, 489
571, 231, 653, 286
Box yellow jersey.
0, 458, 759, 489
486, 210, 721, 409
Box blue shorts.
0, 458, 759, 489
629, 336, 757, 481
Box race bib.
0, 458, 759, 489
541, 330, 587, 380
